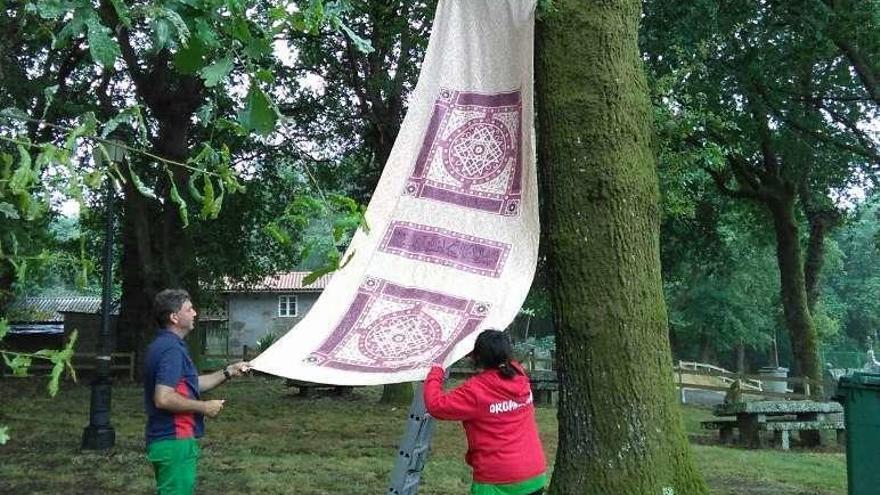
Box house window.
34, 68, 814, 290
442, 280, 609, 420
278, 295, 298, 317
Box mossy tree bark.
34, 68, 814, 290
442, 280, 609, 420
536, 1, 709, 493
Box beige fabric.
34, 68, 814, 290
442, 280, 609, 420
252, 0, 538, 385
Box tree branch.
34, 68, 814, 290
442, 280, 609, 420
702, 159, 763, 201
833, 38, 880, 106
28, 43, 87, 142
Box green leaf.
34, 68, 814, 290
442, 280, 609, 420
101, 106, 146, 139
7, 354, 32, 377
54, 10, 87, 48
254, 69, 275, 84
338, 250, 355, 269
244, 37, 272, 59
195, 17, 220, 48
187, 172, 205, 202
153, 18, 172, 51
211, 179, 225, 219
264, 222, 291, 246
225, 0, 245, 14
9, 145, 33, 195
36, 0, 71, 19
48, 361, 64, 396
338, 23, 374, 54
200, 175, 215, 220
0, 425, 8, 445
64, 112, 98, 151
161, 8, 191, 45
200, 57, 233, 87
109, 0, 131, 27
303, 0, 325, 33
41, 85, 59, 121
167, 169, 189, 228
0, 319, 9, 342
86, 17, 121, 67
303, 263, 337, 286
0, 202, 19, 219
0, 107, 29, 126
230, 17, 251, 42
288, 12, 307, 32
173, 37, 208, 74
128, 163, 158, 200
195, 101, 214, 126
237, 85, 277, 136
60, 330, 78, 386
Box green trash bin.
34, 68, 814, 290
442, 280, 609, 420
837, 372, 880, 495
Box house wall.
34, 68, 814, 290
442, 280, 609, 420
227, 292, 320, 352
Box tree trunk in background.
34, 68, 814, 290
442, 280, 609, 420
118, 114, 200, 377
768, 193, 821, 395
380, 381, 414, 405
736, 341, 746, 374
803, 208, 838, 313
536, 1, 709, 493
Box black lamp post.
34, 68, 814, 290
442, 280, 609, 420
81, 141, 124, 450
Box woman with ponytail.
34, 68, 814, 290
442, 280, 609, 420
424, 329, 547, 495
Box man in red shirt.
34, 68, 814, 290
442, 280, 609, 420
424, 329, 547, 495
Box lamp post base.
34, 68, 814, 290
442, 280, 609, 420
81, 378, 116, 450
81, 425, 116, 450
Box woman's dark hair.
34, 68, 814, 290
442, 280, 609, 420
472, 329, 522, 379
154, 289, 191, 327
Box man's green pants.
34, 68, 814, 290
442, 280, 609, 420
147, 438, 200, 495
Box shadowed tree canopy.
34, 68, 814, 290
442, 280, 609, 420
642, 0, 880, 389
0, 0, 374, 370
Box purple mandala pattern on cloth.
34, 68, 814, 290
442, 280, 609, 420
306, 277, 490, 372
405, 89, 523, 216
379, 221, 511, 277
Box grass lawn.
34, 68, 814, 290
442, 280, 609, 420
0, 376, 846, 494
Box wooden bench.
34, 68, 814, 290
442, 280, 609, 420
759, 419, 845, 451
529, 370, 557, 406
439, 368, 558, 405
285, 379, 353, 398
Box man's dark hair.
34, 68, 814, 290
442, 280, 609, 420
472, 329, 522, 379
154, 289, 191, 327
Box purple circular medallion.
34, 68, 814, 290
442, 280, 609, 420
360, 309, 442, 361
443, 120, 512, 184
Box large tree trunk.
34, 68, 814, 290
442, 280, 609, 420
767, 193, 821, 393
119, 117, 199, 376
536, 1, 708, 493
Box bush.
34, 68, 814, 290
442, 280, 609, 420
256, 331, 280, 353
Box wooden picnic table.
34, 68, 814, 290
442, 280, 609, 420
709, 400, 844, 450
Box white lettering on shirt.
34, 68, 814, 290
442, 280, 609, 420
488, 392, 533, 414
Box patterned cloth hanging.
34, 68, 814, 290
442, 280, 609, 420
252, 0, 538, 385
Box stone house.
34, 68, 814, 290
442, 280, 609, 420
222, 271, 331, 354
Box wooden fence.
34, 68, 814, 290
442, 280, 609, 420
3, 352, 137, 381
674, 360, 823, 402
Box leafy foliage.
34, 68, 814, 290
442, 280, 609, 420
644, 0, 880, 375
0, 319, 78, 443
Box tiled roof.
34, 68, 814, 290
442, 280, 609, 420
224, 271, 332, 292
6, 296, 118, 322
